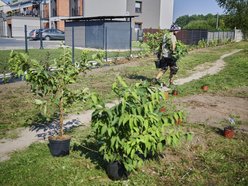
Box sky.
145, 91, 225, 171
173, 0, 225, 21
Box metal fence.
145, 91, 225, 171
207, 31, 234, 42
176, 29, 208, 45
135, 28, 242, 45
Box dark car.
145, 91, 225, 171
29, 29, 65, 41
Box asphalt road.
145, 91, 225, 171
0, 37, 62, 50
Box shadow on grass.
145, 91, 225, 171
72, 137, 107, 170
125, 74, 153, 82
215, 127, 224, 136
0, 75, 23, 84
72, 135, 162, 172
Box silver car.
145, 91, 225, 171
29, 29, 65, 41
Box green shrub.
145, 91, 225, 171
173, 41, 188, 60
8, 49, 92, 137
144, 31, 188, 60
198, 39, 208, 48
90, 76, 191, 172
144, 31, 167, 53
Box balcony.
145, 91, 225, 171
6, 9, 49, 19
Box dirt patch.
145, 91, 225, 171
175, 49, 242, 85
176, 90, 248, 131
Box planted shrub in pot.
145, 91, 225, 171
172, 89, 179, 96
169, 84, 180, 96
91, 76, 190, 180
8, 49, 92, 156
201, 85, 209, 92
224, 126, 234, 139
224, 118, 236, 139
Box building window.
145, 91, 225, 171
135, 1, 142, 13
135, 22, 142, 31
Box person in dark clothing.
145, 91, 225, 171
153, 24, 181, 86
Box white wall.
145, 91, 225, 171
234, 28, 244, 42
160, 0, 174, 29
84, 0, 127, 17
0, 18, 7, 37
12, 17, 40, 37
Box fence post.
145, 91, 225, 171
105, 26, 108, 62
72, 26, 75, 64
39, 29, 43, 49
24, 25, 28, 53
129, 20, 132, 58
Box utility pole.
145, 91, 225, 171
216, 13, 219, 30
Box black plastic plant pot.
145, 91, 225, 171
48, 136, 71, 157
106, 161, 129, 181
154, 60, 161, 68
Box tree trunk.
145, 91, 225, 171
59, 97, 64, 136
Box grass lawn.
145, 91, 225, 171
0, 124, 247, 185
178, 48, 248, 96
0, 41, 148, 74
0, 41, 247, 138
0, 41, 248, 185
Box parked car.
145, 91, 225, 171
29, 29, 65, 41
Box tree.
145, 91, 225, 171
175, 15, 190, 28
184, 20, 215, 30
216, 0, 248, 38
175, 14, 228, 31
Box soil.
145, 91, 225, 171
175, 90, 248, 131
0, 49, 247, 162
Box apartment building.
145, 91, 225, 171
50, 0, 83, 30
77, 0, 174, 30
0, 0, 49, 37
127, 0, 174, 30
0, 0, 174, 37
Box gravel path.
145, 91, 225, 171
0, 49, 243, 162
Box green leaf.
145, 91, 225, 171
111, 137, 116, 148
99, 145, 106, 153
148, 102, 154, 112
166, 136, 172, 145
174, 113, 179, 121
117, 76, 128, 88
129, 117, 134, 130
101, 125, 107, 135
130, 149, 135, 159
157, 142, 163, 152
